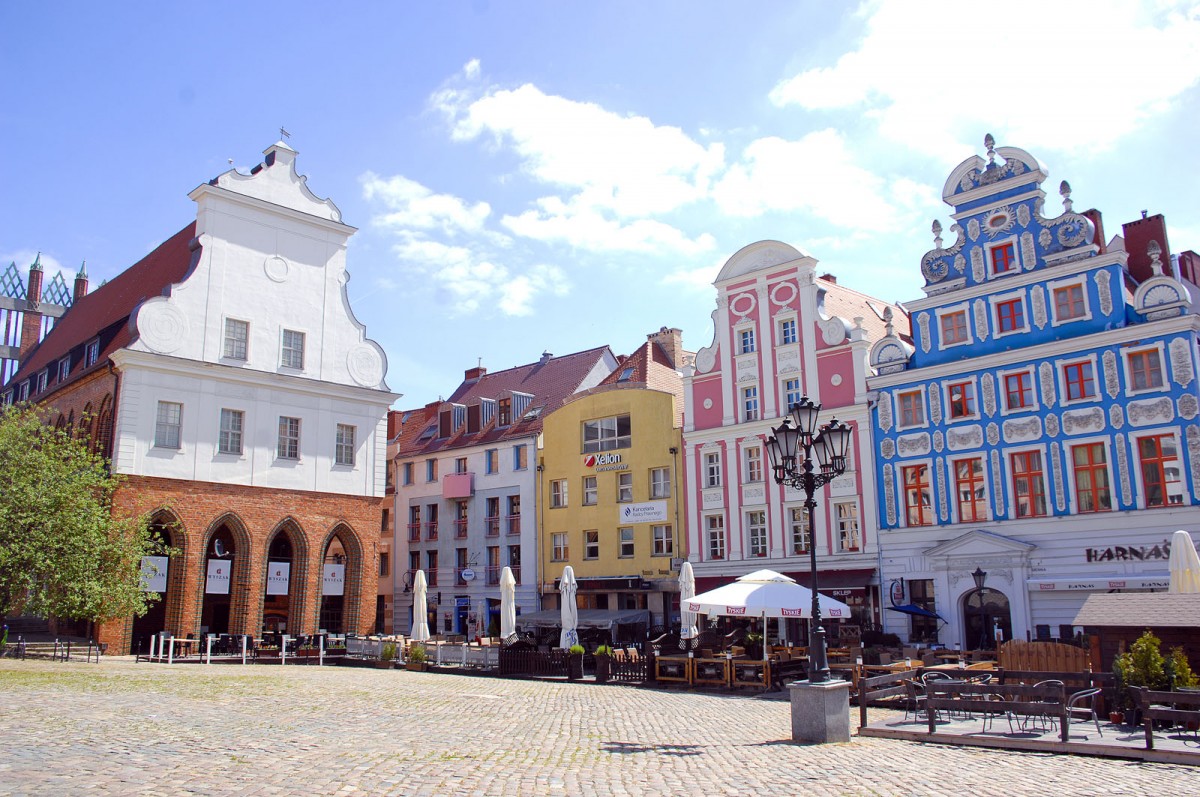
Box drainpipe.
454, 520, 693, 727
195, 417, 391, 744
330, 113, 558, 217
536, 453, 544, 612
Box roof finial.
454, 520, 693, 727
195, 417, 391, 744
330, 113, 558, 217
984, 133, 996, 164
280, 126, 291, 139
30, 252, 43, 271
883, 306, 895, 337
77, 260, 87, 278
1148, 240, 1164, 277
931, 219, 943, 249
1059, 180, 1073, 213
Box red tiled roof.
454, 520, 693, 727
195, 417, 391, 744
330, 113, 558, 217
9, 223, 197, 395
591, 337, 687, 427
819, 277, 912, 343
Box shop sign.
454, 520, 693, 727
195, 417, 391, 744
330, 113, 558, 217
266, 562, 290, 596
583, 453, 629, 472
1085, 540, 1172, 563
206, 558, 231, 595
618, 500, 668, 524
889, 579, 904, 606
323, 563, 345, 596
461, 567, 476, 582
1028, 576, 1171, 591
140, 556, 168, 593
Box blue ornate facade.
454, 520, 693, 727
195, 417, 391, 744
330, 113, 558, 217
867, 137, 1200, 647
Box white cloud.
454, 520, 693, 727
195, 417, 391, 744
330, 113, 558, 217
361, 172, 491, 236
770, 0, 1200, 155
662, 256, 724, 292
502, 197, 716, 255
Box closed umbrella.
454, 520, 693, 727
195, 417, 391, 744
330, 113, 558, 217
500, 566, 517, 640
410, 569, 430, 642
1169, 530, 1200, 593
559, 566, 579, 649
679, 561, 698, 643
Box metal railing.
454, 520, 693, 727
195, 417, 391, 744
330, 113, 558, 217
454, 519, 468, 538
485, 517, 500, 537
506, 515, 521, 535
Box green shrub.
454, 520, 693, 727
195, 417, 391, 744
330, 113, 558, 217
568, 644, 585, 655
1114, 630, 1167, 710
381, 642, 397, 662
408, 643, 427, 663
594, 644, 614, 657
1166, 646, 1199, 689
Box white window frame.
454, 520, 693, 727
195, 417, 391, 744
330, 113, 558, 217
617, 471, 633, 503
789, 506, 810, 555
744, 445, 763, 483
154, 401, 182, 450
35, 370, 48, 393
584, 530, 600, 560
777, 315, 798, 346
950, 455, 990, 524
619, 527, 635, 558
943, 376, 980, 423
989, 288, 1029, 339
742, 384, 759, 422
223, 317, 250, 361
1065, 435, 1116, 515
280, 328, 306, 370
583, 475, 597, 506
1056, 353, 1101, 406
218, 408, 245, 456
335, 423, 356, 466
1122, 342, 1168, 397
84, 338, 99, 367
746, 510, 768, 557
704, 451, 722, 488
935, 302, 974, 350
550, 479, 568, 508
986, 235, 1021, 278
277, 416, 301, 460
895, 388, 928, 430
998, 365, 1039, 416
737, 325, 756, 355
835, 501, 861, 552
649, 467, 670, 499
17, 381, 29, 402
652, 524, 673, 556
582, 414, 632, 453
552, 532, 568, 562
782, 377, 803, 411
1003, 444, 1050, 520
57, 356, 71, 382
1047, 275, 1092, 327
1129, 426, 1186, 510
705, 514, 726, 560
899, 457, 936, 529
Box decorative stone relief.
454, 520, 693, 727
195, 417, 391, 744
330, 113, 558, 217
880, 438, 896, 460
735, 355, 758, 382
830, 374, 843, 387
971, 248, 986, 283
883, 464, 897, 525
702, 398, 713, 410
967, 218, 981, 242
1109, 404, 1124, 429
1039, 228, 1052, 248
1062, 407, 1105, 434
776, 347, 801, 374
986, 422, 1000, 446
1003, 417, 1042, 443
1103, 351, 1120, 399
136, 302, 189, 354
730, 292, 757, 317
770, 281, 797, 307
928, 385, 943, 425
264, 255, 290, 282
1094, 271, 1113, 316
974, 299, 989, 341
1021, 231, 1037, 271
1178, 394, 1199, 421
1030, 286, 1047, 330
990, 450, 1004, 518
1127, 397, 1175, 427
347, 345, 385, 388
1051, 442, 1065, 512
981, 373, 996, 417
933, 430, 945, 452
1115, 433, 1131, 508
917, 313, 931, 353
1170, 338, 1195, 387
1187, 426, 1200, 500
702, 488, 724, 511
1044, 414, 1060, 437
954, 254, 966, 274
878, 392, 893, 432
1017, 204, 1031, 226
936, 458, 948, 521
1039, 362, 1057, 408
819, 315, 848, 346
898, 433, 932, 457
947, 425, 982, 451
742, 484, 766, 506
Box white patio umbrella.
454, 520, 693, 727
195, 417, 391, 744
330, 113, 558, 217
410, 569, 430, 642
1169, 530, 1200, 593
500, 566, 517, 640
559, 566, 579, 649
684, 569, 854, 662
679, 561, 699, 643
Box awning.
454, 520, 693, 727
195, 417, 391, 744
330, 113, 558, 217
514, 608, 650, 630
694, 567, 875, 595
1027, 575, 1170, 592
887, 603, 946, 621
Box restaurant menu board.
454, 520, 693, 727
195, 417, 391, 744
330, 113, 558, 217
140, 556, 168, 593
206, 558, 232, 595
266, 562, 291, 595
323, 563, 345, 596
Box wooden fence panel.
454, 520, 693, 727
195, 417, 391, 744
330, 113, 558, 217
998, 640, 1089, 672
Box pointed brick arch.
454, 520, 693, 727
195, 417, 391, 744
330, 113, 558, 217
318, 521, 367, 635
148, 507, 188, 634
195, 512, 254, 636
262, 517, 310, 633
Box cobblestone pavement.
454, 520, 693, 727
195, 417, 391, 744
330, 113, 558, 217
0, 659, 1192, 796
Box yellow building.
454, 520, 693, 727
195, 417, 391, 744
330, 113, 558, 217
538, 328, 688, 634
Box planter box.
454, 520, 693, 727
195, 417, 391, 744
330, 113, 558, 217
406, 661, 428, 672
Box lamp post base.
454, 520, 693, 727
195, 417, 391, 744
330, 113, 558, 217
789, 678, 852, 744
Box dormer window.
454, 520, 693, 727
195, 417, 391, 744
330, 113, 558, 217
17, 381, 30, 402
84, 338, 100, 367
57, 356, 71, 382
36, 370, 48, 393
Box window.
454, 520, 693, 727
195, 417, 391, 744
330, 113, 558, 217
902, 465, 932, 526
281, 329, 305, 369
1004, 371, 1034, 411
954, 458, 986, 522
379, 552, 389, 578
17, 381, 29, 402
1062, 361, 1096, 402
154, 401, 182, 449
742, 386, 759, 421
1011, 451, 1047, 518
739, 328, 756, 354
620, 527, 635, 558
990, 242, 1017, 274
1138, 434, 1184, 508
779, 318, 797, 345
223, 318, 249, 360
498, 397, 512, 426
485, 496, 500, 536
790, 506, 810, 554
218, 409, 244, 455
783, 377, 802, 409
513, 444, 528, 470
1072, 443, 1111, 513
550, 479, 568, 508
276, 417, 300, 459
836, 502, 860, 551
485, 448, 498, 474
582, 414, 632, 452
617, 472, 633, 503
650, 467, 670, 499
617, 366, 634, 382
36, 370, 48, 393
402, 462, 413, 485
426, 504, 439, 539
1053, 283, 1086, 322
652, 525, 672, 556
84, 339, 100, 367
455, 456, 468, 474
583, 475, 597, 506
704, 452, 721, 488
507, 494, 521, 534
908, 579, 938, 643
946, 380, 976, 419
940, 310, 969, 346
335, 424, 355, 466
898, 390, 925, 428
584, 530, 599, 560
747, 510, 767, 557
1127, 348, 1164, 392
426, 550, 439, 584
996, 297, 1025, 334
706, 515, 725, 560
745, 446, 763, 482
552, 532, 568, 562
57, 356, 70, 381
426, 458, 438, 482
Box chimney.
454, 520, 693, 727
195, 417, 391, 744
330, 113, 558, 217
1176, 251, 1200, 289
540, 350, 553, 364
819, 272, 837, 284
73, 262, 89, 302
1081, 209, 1106, 254
1122, 213, 1171, 283
19, 255, 45, 360
464, 365, 487, 382
647, 326, 684, 368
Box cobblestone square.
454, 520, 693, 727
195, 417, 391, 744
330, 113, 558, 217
0, 659, 1192, 796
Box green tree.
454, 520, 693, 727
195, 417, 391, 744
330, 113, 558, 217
0, 404, 163, 623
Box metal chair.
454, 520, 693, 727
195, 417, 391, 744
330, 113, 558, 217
1021, 680, 1064, 733
1065, 687, 1103, 737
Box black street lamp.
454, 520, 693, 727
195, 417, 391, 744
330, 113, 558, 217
765, 396, 852, 684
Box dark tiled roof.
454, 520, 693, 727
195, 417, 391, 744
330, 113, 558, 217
8, 223, 197, 395
1073, 593, 1200, 628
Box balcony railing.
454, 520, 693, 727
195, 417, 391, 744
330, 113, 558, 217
485, 516, 500, 537
506, 515, 521, 535
425, 522, 438, 540
407, 523, 421, 542
454, 519, 468, 539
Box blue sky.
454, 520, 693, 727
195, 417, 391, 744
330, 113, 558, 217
4, 2, 1199, 408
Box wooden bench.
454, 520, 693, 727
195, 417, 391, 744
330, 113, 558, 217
1134, 687, 1200, 750
925, 681, 1070, 741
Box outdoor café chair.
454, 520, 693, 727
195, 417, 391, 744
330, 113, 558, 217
1020, 680, 1065, 733
903, 679, 939, 723
979, 693, 1014, 734
1065, 687, 1103, 737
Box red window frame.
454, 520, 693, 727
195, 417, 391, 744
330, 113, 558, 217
903, 465, 933, 527
1063, 361, 1095, 401
991, 243, 1017, 273
1128, 349, 1164, 391
996, 298, 1024, 333
941, 311, 968, 345
947, 381, 975, 418
1138, 434, 1181, 508
1004, 371, 1033, 410
899, 390, 924, 427
1011, 451, 1047, 518
1053, 284, 1085, 320
1072, 443, 1111, 513
954, 458, 987, 523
